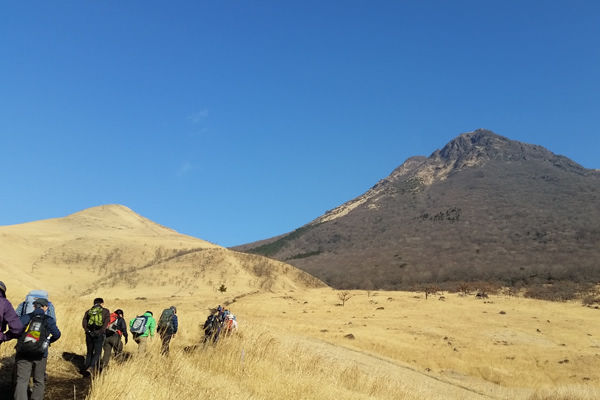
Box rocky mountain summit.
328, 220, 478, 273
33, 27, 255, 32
236, 130, 600, 290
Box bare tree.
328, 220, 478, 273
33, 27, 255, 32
456, 282, 471, 296
337, 291, 354, 306
423, 285, 441, 300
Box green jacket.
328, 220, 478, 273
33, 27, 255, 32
129, 312, 156, 338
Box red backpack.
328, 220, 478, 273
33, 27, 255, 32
106, 313, 121, 335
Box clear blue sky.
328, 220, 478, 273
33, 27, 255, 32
1, 1, 599, 247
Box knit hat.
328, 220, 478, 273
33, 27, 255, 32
33, 298, 49, 307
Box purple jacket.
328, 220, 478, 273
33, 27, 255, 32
0, 294, 24, 343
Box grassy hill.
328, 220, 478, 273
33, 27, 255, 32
0, 204, 324, 297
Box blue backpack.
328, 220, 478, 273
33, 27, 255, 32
15, 290, 57, 321
130, 315, 148, 335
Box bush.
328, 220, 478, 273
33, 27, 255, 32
582, 295, 600, 307
524, 281, 592, 302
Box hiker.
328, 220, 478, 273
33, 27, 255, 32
202, 312, 222, 343
14, 297, 61, 400
15, 290, 57, 321
82, 298, 110, 374
129, 311, 156, 353
0, 281, 24, 347
157, 306, 178, 355
101, 309, 128, 368
223, 314, 238, 336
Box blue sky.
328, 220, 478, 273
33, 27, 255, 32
1, 1, 599, 246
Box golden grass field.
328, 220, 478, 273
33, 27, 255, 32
1, 205, 600, 399
1, 288, 600, 400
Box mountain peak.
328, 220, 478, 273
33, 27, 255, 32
67, 204, 143, 222
422, 129, 586, 179
312, 130, 590, 226
433, 129, 524, 162
63, 204, 177, 235
239, 130, 600, 291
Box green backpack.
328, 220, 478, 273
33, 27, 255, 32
87, 305, 104, 328
158, 308, 174, 333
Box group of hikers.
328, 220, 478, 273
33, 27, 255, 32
0, 281, 239, 400
80, 297, 179, 373
202, 305, 238, 343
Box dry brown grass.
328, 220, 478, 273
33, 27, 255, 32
2, 289, 600, 399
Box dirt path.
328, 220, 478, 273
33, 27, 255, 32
292, 335, 533, 400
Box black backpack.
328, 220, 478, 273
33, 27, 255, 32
204, 314, 221, 336
16, 314, 49, 358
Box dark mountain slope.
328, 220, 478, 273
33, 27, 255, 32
235, 130, 600, 289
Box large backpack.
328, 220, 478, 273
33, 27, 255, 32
87, 305, 104, 329
106, 312, 121, 335
225, 318, 234, 331
16, 313, 49, 358
157, 308, 174, 333
203, 315, 215, 336
15, 290, 57, 321
203, 314, 222, 339
130, 315, 148, 335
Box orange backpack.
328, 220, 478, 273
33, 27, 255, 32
107, 312, 121, 335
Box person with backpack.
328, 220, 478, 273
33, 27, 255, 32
223, 313, 238, 336
157, 306, 178, 355
101, 309, 128, 368
15, 290, 57, 321
202, 311, 222, 344
0, 281, 24, 347
14, 297, 60, 400
129, 311, 156, 353
81, 298, 110, 374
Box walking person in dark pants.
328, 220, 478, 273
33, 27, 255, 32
82, 297, 110, 374
157, 306, 178, 355
101, 309, 128, 368
14, 298, 61, 400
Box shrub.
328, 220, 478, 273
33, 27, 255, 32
582, 295, 600, 307
337, 291, 354, 306
524, 281, 593, 302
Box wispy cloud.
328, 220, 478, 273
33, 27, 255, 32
177, 161, 193, 176
188, 109, 209, 124
188, 127, 209, 138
